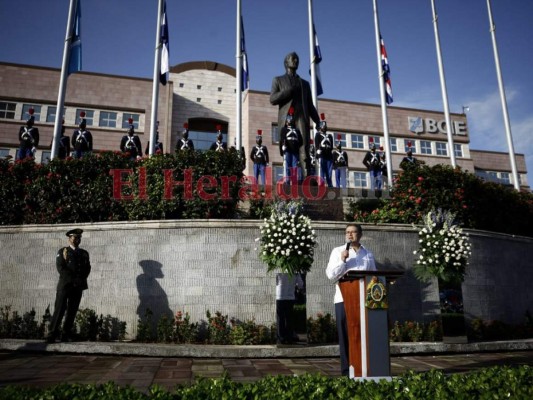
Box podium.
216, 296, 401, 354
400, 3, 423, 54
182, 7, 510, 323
339, 269, 404, 380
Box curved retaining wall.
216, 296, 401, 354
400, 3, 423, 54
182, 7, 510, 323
0, 221, 531, 339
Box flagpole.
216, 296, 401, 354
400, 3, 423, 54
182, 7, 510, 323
235, 0, 242, 151
51, 0, 77, 160
308, 0, 318, 109
486, 0, 520, 190
372, 0, 392, 189
430, 0, 456, 168
149, 0, 164, 156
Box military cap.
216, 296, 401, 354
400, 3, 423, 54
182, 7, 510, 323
66, 228, 83, 237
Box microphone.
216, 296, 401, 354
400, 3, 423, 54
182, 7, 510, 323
345, 241, 351, 251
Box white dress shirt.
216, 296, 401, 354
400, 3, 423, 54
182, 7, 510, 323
326, 244, 377, 304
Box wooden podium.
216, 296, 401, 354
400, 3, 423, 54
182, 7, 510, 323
339, 270, 404, 380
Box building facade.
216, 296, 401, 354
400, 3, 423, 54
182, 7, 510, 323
0, 61, 528, 189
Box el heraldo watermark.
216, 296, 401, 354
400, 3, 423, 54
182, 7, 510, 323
110, 167, 329, 201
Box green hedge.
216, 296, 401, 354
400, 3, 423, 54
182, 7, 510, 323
0, 366, 531, 399
0, 150, 245, 224
347, 164, 533, 237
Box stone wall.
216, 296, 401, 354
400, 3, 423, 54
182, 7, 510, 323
0, 221, 531, 339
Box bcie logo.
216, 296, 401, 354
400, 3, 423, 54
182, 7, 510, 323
408, 116, 467, 136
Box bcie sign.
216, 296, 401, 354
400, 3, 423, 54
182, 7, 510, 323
408, 116, 467, 136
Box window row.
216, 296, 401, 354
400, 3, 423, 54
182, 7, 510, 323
0, 101, 142, 130
270, 125, 463, 158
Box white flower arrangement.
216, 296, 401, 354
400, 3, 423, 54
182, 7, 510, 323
413, 209, 472, 284
258, 200, 317, 275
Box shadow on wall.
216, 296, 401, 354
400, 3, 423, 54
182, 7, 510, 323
136, 260, 173, 333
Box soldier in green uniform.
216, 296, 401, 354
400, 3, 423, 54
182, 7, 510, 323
46, 229, 91, 343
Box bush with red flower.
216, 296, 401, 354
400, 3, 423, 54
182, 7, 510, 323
347, 164, 533, 237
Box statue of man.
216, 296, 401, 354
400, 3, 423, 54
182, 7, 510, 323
270, 52, 320, 178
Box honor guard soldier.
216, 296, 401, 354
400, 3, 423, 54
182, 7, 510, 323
175, 123, 194, 152
120, 119, 142, 160
250, 130, 270, 185
210, 125, 227, 152
72, 112, 93, 159
145, 121, 163, 155
53, 119, 70, 160
400, 141, 419, 170
333, 136, 349, 188
17, 108, 39, 160
314, 113, 334, 187
363, 139, 382, 190
279, 107, 303, 185
46, 228, 91, 343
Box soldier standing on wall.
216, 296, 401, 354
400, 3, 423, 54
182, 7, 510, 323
17, 108, 39, 160
72, 112, 93, 159
175, 123, 194, 152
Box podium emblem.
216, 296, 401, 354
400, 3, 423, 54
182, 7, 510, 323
365, 276, 388, 309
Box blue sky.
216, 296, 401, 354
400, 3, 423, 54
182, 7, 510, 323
2, 0, 532, 180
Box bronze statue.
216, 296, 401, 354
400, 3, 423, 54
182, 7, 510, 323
270, 52, 320, 177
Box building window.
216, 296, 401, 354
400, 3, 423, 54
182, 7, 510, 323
76, 109, 94, 126
389, 138, 397, 152
46, 106, 66, 123
420, 140, 432, 155
185, 119, 228, 151
197, 85, 202, 90
334, 133, 346, 148
218, 87, 222, 92
217, 100, 222, 105
0, 101, 16, 119
99, 111, 117, 128
350, 134, 364, 149
22, 104, 42, 121
500, 172, 510, 185
41, 151, 52, 165
436, 142, 448, 156
273, 164, 284, 184
272, 125, 280, 144
369, 136, 381, 148
197, 98, 201, 102
352, 171, 367, 188
179, 83, 184, 88
454, 143, 463, 158
405, 140, 416, 153
0, 148, 10, 158
122, 113, 140, 129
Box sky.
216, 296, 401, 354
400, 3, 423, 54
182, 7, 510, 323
1, 0, 532, 181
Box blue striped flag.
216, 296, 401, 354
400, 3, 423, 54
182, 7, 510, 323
160, 2, 170, 85
67, 0, 82, 75
241, 16, 249, 90
380, 34, 393, 104
313, 24, 323, 96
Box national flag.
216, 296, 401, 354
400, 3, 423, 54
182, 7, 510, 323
241, 16, 249, 91
160, 2, 170, 85
312, 24, 323, 96
380, 34, 393, 104
67, 0, 82, 75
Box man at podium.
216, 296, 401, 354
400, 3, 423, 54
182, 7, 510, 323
326, 223, 376, 376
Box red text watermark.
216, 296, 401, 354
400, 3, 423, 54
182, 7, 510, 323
110, 167, 328, 201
